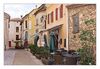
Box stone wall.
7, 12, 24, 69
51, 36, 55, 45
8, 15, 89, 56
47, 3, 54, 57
68, 4, 96, 50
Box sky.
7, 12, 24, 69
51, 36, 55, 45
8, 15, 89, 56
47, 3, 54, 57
4, 3, 42, 19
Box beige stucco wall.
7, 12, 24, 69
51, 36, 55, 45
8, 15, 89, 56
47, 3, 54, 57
34, 8, 47, 47
4, 12, 10, 50
35, 11, 46, 31
4, 18, 9, 49
68, 4, 96, 50
9, 20, 21, 48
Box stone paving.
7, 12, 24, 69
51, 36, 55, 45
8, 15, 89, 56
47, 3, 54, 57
4, 49, 16, 65
13, 49, 43, 65
4, 49, 43, 65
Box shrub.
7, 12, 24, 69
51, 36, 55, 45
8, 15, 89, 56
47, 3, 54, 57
77, 18, 96, 65
29, 44, 38, 55
29, 44, 50, 59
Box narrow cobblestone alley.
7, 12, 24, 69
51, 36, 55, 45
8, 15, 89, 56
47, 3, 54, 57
4, 49, 43, 65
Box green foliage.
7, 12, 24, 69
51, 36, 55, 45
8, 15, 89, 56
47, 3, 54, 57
77, 46, 94, 65
29, 44, 38, 54
80, 30, 92, 41
84, 19, 95, 25
80, 30, 96, 44
78, 18, 96, 65
29, 44, 50, 59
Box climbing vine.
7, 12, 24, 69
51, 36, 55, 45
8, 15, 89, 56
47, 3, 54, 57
77, 18, 96, 65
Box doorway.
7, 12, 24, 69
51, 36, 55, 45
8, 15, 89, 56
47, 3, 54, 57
55, 33, 58, 49
9, 41, 11, 47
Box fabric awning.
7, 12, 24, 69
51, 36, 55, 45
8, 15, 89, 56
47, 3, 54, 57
46, 24, 63, 31
38, 24, 63, 32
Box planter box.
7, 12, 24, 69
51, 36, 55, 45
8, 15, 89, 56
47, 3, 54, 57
54, 54, 63, 65
41, 58, 48, 65
62, 54, 80, 65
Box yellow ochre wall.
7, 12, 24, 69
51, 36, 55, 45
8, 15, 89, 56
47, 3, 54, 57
28, 10, 36, 44
46, 4, 68, 50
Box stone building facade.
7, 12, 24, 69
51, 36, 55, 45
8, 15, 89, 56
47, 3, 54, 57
67, 4, 96, 50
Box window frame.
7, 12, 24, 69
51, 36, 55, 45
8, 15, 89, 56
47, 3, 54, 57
16, 27, 19, 32
16, 35, 19, 40
72, 13, 79, 34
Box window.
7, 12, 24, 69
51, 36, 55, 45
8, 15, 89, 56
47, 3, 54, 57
59, 38, 62, 44
25, 20, 27, 28
73, 13, 79, 33
25, 31, 28, 40
16, 27, 19, 32
60, 4, 63, 18
48, 14, 49, 24
40, 16, 44, 23
8, 23, 10, 28
21, 26, 22, 31
16, 35, 19, 40
45, 20, 46, 29
51, 11, 54, 23
36, 19, 38, 26
64, 39, 66, 47
55, 8, 58, 20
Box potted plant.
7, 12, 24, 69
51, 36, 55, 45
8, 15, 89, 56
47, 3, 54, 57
13, 40, 23, 49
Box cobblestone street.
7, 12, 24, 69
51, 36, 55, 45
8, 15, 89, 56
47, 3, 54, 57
4, 49, 43, 65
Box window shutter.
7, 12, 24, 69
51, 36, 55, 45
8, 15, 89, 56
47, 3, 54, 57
25, 20, 27, 28
48, 14, 49, 24
16, 27, 19, 32
52, 11, 54, 22
56, 8, 58, 20
64, 39, 66, 47
73, 13, 79, 33
16, 35, 19, 40
45, 20, 46, 29
36, 19, 38, 26
60, 4, 63, 18
51, 11, 54, 22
